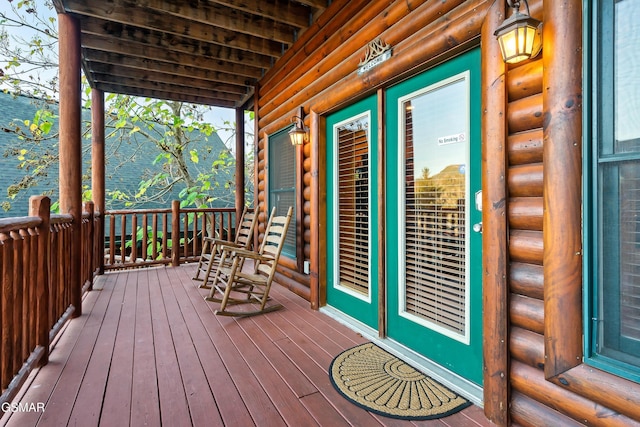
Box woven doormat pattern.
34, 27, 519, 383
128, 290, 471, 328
329, 343, 471, 420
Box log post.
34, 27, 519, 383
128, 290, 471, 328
481, 1, 509, 425
171, 200, 180, 267
91, 89, 105, 275
58, 12, 82, 318
235, 107, 245, 232
543, 0, 583, 378
253, 86, 261, 252
29, 196, 50, 366
309, 111, 324, 310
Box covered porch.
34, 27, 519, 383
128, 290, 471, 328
1, 263, 488, 426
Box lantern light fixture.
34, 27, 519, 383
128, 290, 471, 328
288, 108, 308, 146
494, 0, 542, 64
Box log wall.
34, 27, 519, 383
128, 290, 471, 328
256, 0, 640, 425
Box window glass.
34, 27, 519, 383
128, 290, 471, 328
400, 75, 469, 339
614, 0, 640, 154
334, 115, 370, 296
591, 0, 640, 377
268, 129, 296, 258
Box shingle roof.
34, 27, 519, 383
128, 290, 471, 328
0, 92, 237, 218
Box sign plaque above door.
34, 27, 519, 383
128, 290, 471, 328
358, 38, 392, 75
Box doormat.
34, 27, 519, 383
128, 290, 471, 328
329, 343, 471, 420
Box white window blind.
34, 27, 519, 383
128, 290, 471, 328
402, 81, 468, 336
336, 117, 369, 295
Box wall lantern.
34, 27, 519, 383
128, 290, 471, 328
288, 107, 308, 146
494, 0, 542, 64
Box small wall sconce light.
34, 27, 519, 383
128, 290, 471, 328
494, 0, 542, 64
288, 107, 309, 146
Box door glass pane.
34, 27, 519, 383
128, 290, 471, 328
336, 115, 370, 296
401, 75, 469, 338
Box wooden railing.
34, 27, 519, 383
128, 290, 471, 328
0, 196, 236, 413
1, 197, 58, 410
103, 203, 236, 270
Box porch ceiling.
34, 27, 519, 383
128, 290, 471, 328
53, 0, 328, 108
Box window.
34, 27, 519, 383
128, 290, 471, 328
588, 0, 640, 380
268, 128, 296, 259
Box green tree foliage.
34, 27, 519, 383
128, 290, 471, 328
0, 0, 253, 213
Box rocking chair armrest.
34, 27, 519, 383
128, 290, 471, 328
219, 245, 274, 262
204, 237, 241, 247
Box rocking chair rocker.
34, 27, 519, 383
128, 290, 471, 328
205, 206, 292, 317
193, 206, 257, 289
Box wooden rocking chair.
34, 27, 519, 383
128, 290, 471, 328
205, 206, 292, 317
193, 206, 257, 289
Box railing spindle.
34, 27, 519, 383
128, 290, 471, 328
142, 213, 148, 261
151, 214, 158, 261
120, 214, 127, 265
131, 213, 138, 263
109, 215, 116, 266
162, 213, 168, 260
1, 235, 14, 391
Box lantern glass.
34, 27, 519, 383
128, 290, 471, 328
288, 125, 307, 146
495, 8, 541, 64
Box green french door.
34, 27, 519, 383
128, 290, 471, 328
386, 49, 483, 385
326, 95, 379, 330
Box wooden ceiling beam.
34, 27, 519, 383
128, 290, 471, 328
63, 0, 284, 57
86, 63, 248, 95
63, 0, 297, 46
81, 32, 271, 73
208, 0, 311, 28
128, 0, 298, 45
81, 18, 277, 67
82, 49, 256, 87
81, 37, 263, 80
94, 83, 240, 108
90, 73, 243, 102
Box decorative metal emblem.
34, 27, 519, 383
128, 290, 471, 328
357, 38, 392, 75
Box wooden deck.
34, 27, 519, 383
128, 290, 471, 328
1, 264, 492, 427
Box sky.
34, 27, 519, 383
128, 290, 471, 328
0, 0, 240, 149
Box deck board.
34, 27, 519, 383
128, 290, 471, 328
130, 268, 161, 427
147, 268, 193, 427
99, 271, 137, 427
1, 264, 492, 427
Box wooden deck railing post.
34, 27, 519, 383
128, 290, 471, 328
84, 201, 95, 291
171, 200, 180, 267
29, 196, 50, 366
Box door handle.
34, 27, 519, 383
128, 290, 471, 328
472, 222, 483, 233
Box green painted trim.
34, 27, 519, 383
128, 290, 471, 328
326, 94, 379, 329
